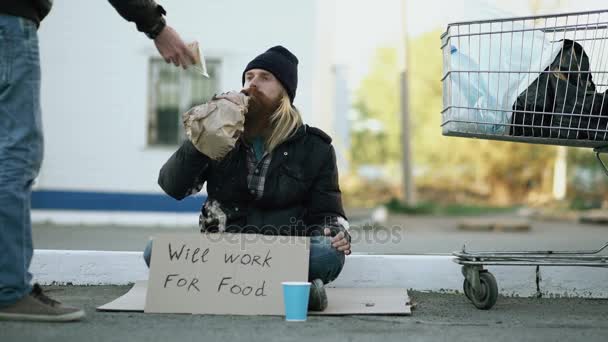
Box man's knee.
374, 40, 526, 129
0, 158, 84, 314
0, 146, 43, 186
309, 236, 345, 284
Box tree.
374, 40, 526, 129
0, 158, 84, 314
351, 47, 402, 169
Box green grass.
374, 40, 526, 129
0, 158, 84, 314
568, 197, 603, 211
385, 198, 519, 216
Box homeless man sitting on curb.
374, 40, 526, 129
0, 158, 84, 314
144, 46, 352, 311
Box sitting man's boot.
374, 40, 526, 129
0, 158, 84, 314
0, 284, 85, 322
308, 278, 328, 311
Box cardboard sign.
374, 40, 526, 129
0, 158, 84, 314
144, 233, 309, 315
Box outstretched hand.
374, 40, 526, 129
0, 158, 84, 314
154, 25, 197, 69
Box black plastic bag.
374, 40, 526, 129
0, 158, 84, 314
511, 39, 608, 140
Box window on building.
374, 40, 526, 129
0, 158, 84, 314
147, 58, 221, 146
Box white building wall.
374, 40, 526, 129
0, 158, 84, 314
310, 0, 337, 131
36, 0, 323, 195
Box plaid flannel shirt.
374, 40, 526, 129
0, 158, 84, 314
244, 142, 272, 199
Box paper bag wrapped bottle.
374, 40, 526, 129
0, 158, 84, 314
182, 91, 249, 160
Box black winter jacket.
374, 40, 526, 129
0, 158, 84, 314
1, 0, 165, 33
158, 125, 348, 238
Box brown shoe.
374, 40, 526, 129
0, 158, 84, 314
0, 284, 85, 322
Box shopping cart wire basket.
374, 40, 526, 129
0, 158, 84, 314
441, 9, 608, 310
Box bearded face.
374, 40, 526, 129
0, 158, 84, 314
242, 86, 281, 121
242, 69, 284, 123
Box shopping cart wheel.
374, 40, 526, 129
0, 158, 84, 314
464, 271, 498, 310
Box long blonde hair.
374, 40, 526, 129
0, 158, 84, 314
266, 91, 303, 152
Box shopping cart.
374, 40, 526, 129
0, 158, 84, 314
441, 9, 608, 309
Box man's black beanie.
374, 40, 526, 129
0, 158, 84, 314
242, 46, 298, 103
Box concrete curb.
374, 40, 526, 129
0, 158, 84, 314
32, 250, 148, 285
30, 250, 608, 298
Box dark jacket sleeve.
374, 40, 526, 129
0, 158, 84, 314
158, 140, 211, 200
304, 144, 349, 239
108, 0, 166, 36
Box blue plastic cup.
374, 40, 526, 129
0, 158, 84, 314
282, 281, 311, 321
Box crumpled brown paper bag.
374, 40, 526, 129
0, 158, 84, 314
182, 91, 249, 160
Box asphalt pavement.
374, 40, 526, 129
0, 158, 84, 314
2, 285, 607, 342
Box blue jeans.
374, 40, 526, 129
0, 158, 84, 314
143, 236, 345, 284
0, 15, 43, 307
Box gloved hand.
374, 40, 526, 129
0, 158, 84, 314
182, 91, 249, 160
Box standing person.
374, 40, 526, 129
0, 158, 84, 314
0, 0, 196, 322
